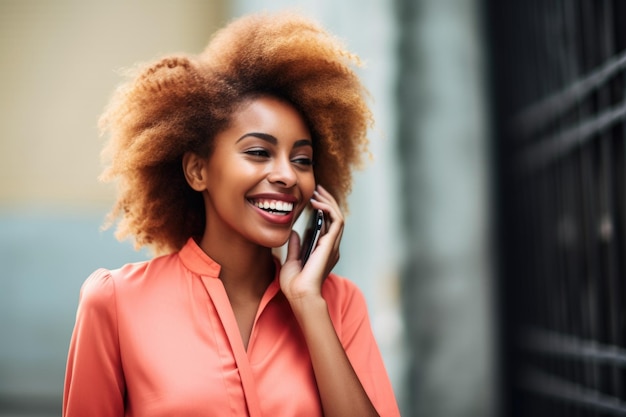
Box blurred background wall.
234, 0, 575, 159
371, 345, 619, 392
0, 1, 495, 416
0, 1, 226, 414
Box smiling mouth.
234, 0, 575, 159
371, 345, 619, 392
249, 199, 295, 216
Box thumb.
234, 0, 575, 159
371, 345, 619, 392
285, 230, 301, 262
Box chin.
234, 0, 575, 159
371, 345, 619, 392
255, 231, 292, 250
269, 236, 291, 249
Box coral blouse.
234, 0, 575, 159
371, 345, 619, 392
63, 238, 400, 417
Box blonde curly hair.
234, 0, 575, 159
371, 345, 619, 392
99, 11, 373, 254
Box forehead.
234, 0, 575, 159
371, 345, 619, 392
227, 95, 311, 137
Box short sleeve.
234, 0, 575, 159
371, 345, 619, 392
63, 269, 125, 417
325, 276, 401, 417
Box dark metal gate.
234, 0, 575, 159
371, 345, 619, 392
487, 1, 626, 416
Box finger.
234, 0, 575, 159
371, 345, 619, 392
313, 187, 342, 219
310, 199, 343, 237
307, 186, 344, 272
310, 198, 344, 249
314, 184, 335, 201
312, 188, 338, 211
306, 212, 342, 267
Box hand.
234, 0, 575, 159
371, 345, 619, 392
279, 185, 344, 303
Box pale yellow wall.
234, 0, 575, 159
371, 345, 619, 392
0, 0, 228, 209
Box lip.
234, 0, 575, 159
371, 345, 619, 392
246, 193, 299, 225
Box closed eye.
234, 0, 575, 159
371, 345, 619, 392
292, 157, 313, 166
244, 149, 270, 158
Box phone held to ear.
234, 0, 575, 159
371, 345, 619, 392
299, 209, 325, 265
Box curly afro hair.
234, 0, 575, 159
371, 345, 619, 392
98, 11, 373, 255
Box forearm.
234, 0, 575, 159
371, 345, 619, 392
291, 296, 380, 417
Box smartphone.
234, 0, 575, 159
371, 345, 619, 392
299, 209, 325, 265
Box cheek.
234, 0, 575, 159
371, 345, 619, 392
301, 172, 316, 198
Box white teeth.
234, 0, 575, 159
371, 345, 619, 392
252, 199, 294, 213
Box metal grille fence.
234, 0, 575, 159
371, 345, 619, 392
488, 1, 626, 416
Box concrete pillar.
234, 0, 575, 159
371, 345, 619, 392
395, 0, 495, 416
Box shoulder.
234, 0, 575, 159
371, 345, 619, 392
85, 252, 179, 290
79, 255, 168, 303
78, 268, 117, 309
79, 252, 183, 305
322, 273, 368, 315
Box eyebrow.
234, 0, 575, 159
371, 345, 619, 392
236, 132, 312, 148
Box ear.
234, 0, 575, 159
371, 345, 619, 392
182, 152, 209, 192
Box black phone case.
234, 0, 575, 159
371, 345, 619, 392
300, 209, 324, 265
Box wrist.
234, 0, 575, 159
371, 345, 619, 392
288, 294, 328, 321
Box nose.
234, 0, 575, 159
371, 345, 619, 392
267, 155, 297, 187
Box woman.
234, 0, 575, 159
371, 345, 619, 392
63, 11, 400, 417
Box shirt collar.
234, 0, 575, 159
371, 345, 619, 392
178, 237, 222, 278
177, 237, 283, 285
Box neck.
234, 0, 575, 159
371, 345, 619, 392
198, 231, 276, 299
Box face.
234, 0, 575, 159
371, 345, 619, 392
194, 96, 316, 249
